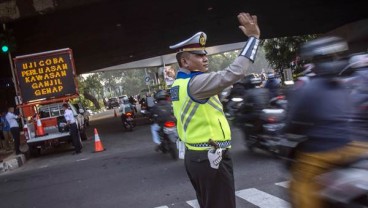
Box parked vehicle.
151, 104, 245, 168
73, 103, 90, 127
13, 48, 84, 157
157, 121, 178, 160
24, 102, 87, 156
107, 97, 119, 109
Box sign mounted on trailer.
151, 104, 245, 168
14, 48, 78, 103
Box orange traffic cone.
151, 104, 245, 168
35, 114, 47, 137
114, 109, 117, 117
94, 128, 105, 152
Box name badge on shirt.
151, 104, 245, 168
170, 86, 179, 101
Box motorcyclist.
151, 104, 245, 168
119, 97, 134, 124
235, 74, 270, 133
293, 63, 316, 90
224, 76, 249, 118
285, 36, 368, 208
228, 80, 247, 98
149, 90, 176, 151
341, 53, 368, 143
128, 95, 138, 113
264, 70, 281, 98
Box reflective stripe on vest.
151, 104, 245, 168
171, 78, 231, 150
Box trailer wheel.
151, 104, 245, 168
29, 145, 41, 157
80, 129, 88, 141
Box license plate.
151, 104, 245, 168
127, 117, 133, 121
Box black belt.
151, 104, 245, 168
185, 148, 231, 159
186, 140, 231, 149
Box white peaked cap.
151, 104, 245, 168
169, 32, 207, 54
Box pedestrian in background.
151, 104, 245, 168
0, 111, 6, 150
169, 12, 261, 208
1, 110, 12, 151
62, 103, 82, 154
5, 107, 21, 155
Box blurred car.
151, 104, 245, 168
86, 109, 93, 115
73, 103, 90, 127
107, 97, 119, 109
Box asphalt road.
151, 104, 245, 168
0, 109, 291, 208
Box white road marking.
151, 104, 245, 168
236, 188, 290, 208
76, 158, 90, 162
156, 182, 291, 208
186, 199, 200, 208
275, 181, 290, 188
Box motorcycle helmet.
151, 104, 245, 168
155, 90, 168, 100
299, 36, 349, 76
238, 73, 262, 88
349, 53, 368, 69
122, 97, 129, 104
266, 72, 275, 79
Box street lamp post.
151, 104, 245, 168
2, 23, 20, 103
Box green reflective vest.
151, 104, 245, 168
171, 76, 231, 150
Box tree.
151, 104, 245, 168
262, 35, 317, 72
99, 71, 124, 97
77, 74, 103, 109
120, 69, 147, 95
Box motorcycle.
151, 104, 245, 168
121, 111, 135, 131
283, 135, 368, 207
233, 94, 294, 156
157, 121, 178, 160
224, 97, 244, 121
316, 157, 368, 207
243, 108, 288, 155
140, 109, 153, 123
269, 94, 288, 110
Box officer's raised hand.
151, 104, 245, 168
237, 13, 260, 39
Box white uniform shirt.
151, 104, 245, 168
5, 112, 19, 128
185, 56, 253, 100
64, 108, 76, 124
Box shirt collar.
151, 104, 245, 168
176, 68, 204, 79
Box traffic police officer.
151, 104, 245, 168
169, 12, 260, 208
62, 103, 82, 154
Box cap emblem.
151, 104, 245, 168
199, 33, 206, 47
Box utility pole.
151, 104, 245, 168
2, 23, 20, 103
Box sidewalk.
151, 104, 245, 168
0, 150, 27, 173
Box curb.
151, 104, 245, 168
0, 154, 26, 173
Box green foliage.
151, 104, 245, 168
77, 74, 104, 109
120, 69, 147, 95
263, 35, 317, 71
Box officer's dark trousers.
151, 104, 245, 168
185, 149, 235, 208
10, 127, 20, 154
70, 123, 82, 153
